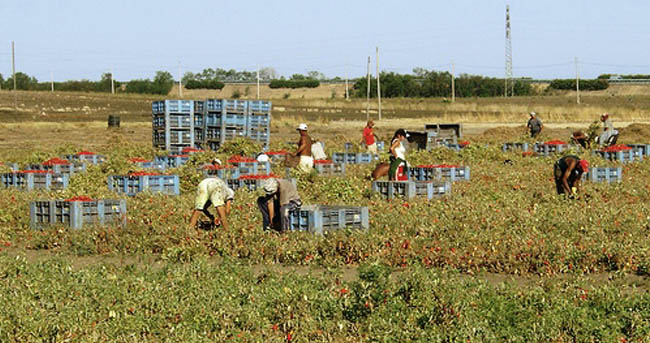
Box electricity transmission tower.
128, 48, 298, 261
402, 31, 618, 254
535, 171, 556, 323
505, 5, 514, 97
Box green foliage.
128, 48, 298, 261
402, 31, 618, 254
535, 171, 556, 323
2, 72, 39, 90
548, 79, 609, 91
184, 79, 225, 90
231, 89, 242, 99
269, 79, 320, 89
217, 137, 262, 156
125, 71, 174, 95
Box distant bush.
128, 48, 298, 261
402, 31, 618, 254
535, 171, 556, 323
548, 79, 608, 91
125, 71, 174, 95
269, 79, 320, 89
184, 79, 225, 90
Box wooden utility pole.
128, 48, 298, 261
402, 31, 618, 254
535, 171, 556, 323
50, 71, 54, 92
256, 65, 260, 99
110, 66, 115, 94
366, 56, 370, 121
376, 47, 381, 120
575, 57, 580, 104
451, 61, 455, 103
344, 64, 349, 100
11, 41, 16, 91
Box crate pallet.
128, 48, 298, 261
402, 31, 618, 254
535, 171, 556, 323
314, 162, 346, 176
583, 167, 622, 183
108, 175, 180, 196
2, 172, 69, 190
203, 167, 240, 179
408, 166, 470, 182
332, 152, 378, 164
30, 199, 126, 230
64, 153, 105, 164
226, 177, 295, 192
152, 100, 199, 152
26, 163, 87, 175
626, 144, 650, 156
593, 150, 643, 163
288, 205, 369, 234
372, 180, 451, 200
502, 143, 530, 152
154, 155, 190, 168
229, 161, 271, 175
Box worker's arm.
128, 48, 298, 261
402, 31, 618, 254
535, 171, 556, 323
215, 205, 228, 230
561, 160, 577, 195
267, 198, 275, 224
225, 199, 232, 216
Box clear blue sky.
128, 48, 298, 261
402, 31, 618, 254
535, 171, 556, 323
2, 0, 650, 81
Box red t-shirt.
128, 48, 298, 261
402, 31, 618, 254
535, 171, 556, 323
363, 127, 375, 145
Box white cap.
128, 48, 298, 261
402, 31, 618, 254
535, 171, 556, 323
529, 112, 536, 117
256, 154, 270, 163
297, 123, 308, 131
262, 178, 279, 194
212, 158, 222, 165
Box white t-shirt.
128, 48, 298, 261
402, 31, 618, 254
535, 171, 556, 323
392, 139, 406, 160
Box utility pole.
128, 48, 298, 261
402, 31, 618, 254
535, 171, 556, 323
344, 64, 349, 100
505, 5, 513, 97
50, 71, 54, 92
256, 65, 260, 99
11, 41, 16, 91
451, 61, 455, 103
575, 56, 580, 104
376, 47, 382, 120
366, 56, 370, 121
110, 66, 115, 94
178, 61, 182, 97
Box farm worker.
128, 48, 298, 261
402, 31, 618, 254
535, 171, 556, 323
571, 131, 589, 149
388, 129, 409, 181
553, 155, 589, 197
189, 177, 235, 229
295, 123, 314, 172
526, 112, 543, 138
257, 178, 302, 232
363, 120, 379, 154
598, 113, 619, 146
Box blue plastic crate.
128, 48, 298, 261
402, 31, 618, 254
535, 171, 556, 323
223, 99, 248, 113
133, 161, 167, 170
222, 113, 247, 127
332, 152, 377, 164
205, 99, 223, 112
288, 205, 369, 234
193, 100, 204, 114
64, 154, 105, 165
227, 177, 295, 191
247, 113, 271, 128
583, 167, 622, 183
408, 166, 470, 182
2, 172, 70, 190
25, 163, 87, 175
593, 150, 643, 163
626, 144, 650, 156
108, 175, 180, 196
229, 161, 271, 175
194, 113, 204, 127
152, 100, 192, 114
314, 162, 346, 176
372, 180, 451, 200
533, 143, 570, 156
502, 142, 530, 152
30, 199, 126, 230
248, 100, 271, 113
154, 155, 190, 168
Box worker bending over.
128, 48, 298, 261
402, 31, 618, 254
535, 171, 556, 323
189, 177, 234, 229
554, 155, 589, 197
257, 178, 301, 232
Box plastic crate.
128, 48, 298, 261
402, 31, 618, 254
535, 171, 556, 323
314, 162, 346, 176
583, 167, 622, 183
223, 99, 248, 113
30, 199, 126, 230
594, 150, 643, 163
25, 163, 87, 175
227, 177, 295, 191
194, 113, 204, 127
193, 100, 204, 114
533, 143, 569, 156
288, 205, 369, 234
134, 161, 167, 170
502, 143, 530, 152
408, 166, 470, 182
372, 180, 451, 200
154, 155, 190, 168
248, 100, 271, 114
203, 167, 240, 179
108, 175, 180, 196
2, 172, 69, 190
332, 152, 377, 164
229, 161, 271, 175
152, 100, 193, 115
64, 154, 105, 164
626, 144, 650, 156
205, 99, 223, 112
0, 162, 19, 171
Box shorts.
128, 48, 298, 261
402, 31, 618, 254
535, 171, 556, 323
297, 155, 314, 173
366, 143, 378, 154
195, 178, 226, 210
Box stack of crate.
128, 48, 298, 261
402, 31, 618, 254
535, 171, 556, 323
108, 173, 180, 196
30, 197, 127, 230
409, 165, 470, 182
372, 180, 451, 200
152, 100, 199, 154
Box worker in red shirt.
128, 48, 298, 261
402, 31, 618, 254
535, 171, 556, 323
362, 120, 378, 154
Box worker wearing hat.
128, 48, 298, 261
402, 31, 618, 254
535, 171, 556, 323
189, 176, 235, 229
295, 123, 314, 173
526, 112, 543, 138
598, 113, 619, 146
553, 155, 589, 197
257, 178, 301, 232
363, 120, 379, 154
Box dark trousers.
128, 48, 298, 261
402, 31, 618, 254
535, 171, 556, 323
257, 196, 301, 231
531, 130, 541, 138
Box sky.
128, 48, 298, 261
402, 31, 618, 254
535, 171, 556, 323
2, 0, 650, 82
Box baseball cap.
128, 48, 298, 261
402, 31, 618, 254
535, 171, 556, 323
211, 158, 222, 165
529, 112, 536, 117
262, 178, 279, 194
579, 159, 589, 172
256, 154, 269, 163
297, 123, 308, 131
